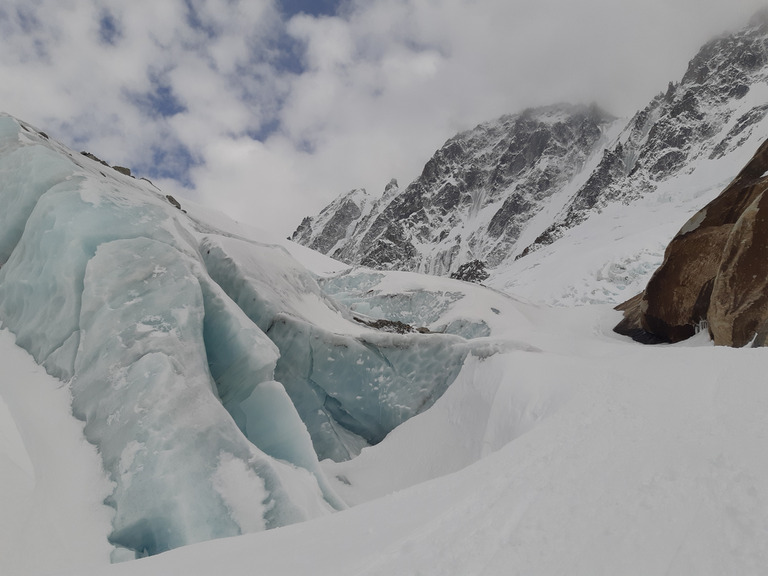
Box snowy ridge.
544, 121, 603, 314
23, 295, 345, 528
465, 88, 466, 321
493, 14, 768, 305
523, 11, 768, 256
293, 14, 768, 300
291, 186, 374, 255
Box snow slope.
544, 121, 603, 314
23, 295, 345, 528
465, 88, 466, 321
0, 327, 113, 575
59, 301, 768, 576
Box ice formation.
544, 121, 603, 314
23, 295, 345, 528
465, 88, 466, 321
321, 268, 492, 339
0, 113, 483, 557
201, 235, 476, 461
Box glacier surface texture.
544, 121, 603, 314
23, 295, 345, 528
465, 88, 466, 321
0, 114, 484, 558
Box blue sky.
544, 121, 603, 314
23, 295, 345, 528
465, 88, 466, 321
0, 0, 765, 235
280, 0, 340, 17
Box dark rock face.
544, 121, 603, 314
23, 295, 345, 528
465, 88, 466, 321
450, 260, 490, 283
308, 198, 362, 254
113, 165, 132, 177
615, 138, 768, 346
290, 187, 372, 255
166, 195, 182, 210
295, 105, 614, 275
80, 151, 134, 178
81, 151, 109, 166
352, 316, 418, 334
709, 176, 768, 346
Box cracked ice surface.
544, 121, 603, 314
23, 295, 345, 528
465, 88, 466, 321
74, 237, 335, 556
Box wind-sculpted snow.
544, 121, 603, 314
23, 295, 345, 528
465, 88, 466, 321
200, 236, 476, 461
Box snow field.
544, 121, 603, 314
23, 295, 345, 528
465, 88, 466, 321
0, 327, 114, 576
60, 304, 768, 576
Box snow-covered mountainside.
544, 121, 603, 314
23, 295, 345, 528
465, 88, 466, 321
293, 104, 618, 275
524, 8, 768, 255
293, 11, 768, 288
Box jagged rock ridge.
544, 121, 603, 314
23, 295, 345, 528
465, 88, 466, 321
522, 9, 768, 256
294, 12, 768, 278
293, 105, 616, 275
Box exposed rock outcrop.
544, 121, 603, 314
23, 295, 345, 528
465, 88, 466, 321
615, 138, 768, 346
293, 105, 615, 275
290, 187, 373, 255
113, 165, 132, 177
450, 259, 490, 283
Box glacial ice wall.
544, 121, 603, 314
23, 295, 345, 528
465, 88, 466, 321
0, 115, 339, 558
201, 236, 474, 461
73, 237, 336, 555
321, 268, 492, 339
0, 113, 480, 557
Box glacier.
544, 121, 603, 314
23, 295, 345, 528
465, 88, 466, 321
0, 113, 497, 558
199, 234, 479, 461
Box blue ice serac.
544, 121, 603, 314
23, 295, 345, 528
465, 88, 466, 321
0, 114, 487, 558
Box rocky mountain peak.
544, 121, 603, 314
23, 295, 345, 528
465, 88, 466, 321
290, 186, 372, 254
293, 13, 768, 284
520, 14, 768, 257
295, 103, 616, 275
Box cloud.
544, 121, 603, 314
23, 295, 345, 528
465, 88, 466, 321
0, 0, 765, 236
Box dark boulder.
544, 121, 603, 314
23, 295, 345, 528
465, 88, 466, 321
166, 195, 182, 210
709, 188, 768, 346
615, 138, 768, 345
450, 260, 490, 283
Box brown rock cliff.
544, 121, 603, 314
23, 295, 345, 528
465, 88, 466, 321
615, 138, 768, 345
